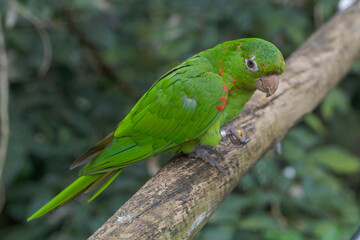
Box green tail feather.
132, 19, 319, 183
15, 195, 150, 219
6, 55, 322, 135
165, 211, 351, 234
88, 169, 122, 203
27, 174, 102, 221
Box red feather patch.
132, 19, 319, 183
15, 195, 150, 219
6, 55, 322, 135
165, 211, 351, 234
216, 97, 227, 111
222, 84, 228, 95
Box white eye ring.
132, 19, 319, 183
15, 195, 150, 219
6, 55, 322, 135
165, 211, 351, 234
245, 55, 258, 72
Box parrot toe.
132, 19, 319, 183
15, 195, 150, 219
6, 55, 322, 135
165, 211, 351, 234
189, 147, 223, 172
223, 126, 249, 147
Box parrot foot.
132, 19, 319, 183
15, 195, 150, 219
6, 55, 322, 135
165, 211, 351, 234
220, 126, 249, 147
189, 147, 223, 172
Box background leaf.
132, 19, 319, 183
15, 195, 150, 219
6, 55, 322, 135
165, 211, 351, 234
308, 146, 360, 174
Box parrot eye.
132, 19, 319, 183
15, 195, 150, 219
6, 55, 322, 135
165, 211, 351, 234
245, 55, 258, 72
247, 60, 255, 68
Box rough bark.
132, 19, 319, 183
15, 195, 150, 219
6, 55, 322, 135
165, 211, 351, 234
89, 3, 360, 240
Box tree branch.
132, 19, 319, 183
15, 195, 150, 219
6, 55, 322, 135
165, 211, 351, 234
8, 0, 52, 77
89, 3, 360, 239
0, 13, 10, 213
63, 9, 133, 93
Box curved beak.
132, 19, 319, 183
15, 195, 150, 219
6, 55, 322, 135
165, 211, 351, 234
255, 74, 279, 97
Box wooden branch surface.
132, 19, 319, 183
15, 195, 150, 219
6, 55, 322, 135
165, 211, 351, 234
89, 3, 360, 240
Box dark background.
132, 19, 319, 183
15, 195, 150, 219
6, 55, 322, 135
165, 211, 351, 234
1, 0, 360, 239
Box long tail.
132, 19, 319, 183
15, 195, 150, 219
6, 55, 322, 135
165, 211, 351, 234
27, 169, 122, 221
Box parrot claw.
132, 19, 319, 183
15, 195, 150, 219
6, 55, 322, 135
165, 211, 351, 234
189, 147, 223, 172
221, 126, 249, 148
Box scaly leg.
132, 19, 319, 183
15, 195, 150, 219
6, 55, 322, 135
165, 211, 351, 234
189, 147, 223, 172
220, 125, 249, 147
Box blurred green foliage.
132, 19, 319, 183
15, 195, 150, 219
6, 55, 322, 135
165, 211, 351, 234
0, 0, 359, 239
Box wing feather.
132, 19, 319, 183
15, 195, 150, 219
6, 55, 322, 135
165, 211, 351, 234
78, 55, 227, 175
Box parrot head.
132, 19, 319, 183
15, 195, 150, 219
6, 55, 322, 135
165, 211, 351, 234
224, 38, 285, 97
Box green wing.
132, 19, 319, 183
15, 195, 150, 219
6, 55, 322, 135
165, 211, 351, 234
80, 55, 227, 175
27, 55, 227, 221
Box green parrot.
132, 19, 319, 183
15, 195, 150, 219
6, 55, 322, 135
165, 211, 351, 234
28, 38, 285, 221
